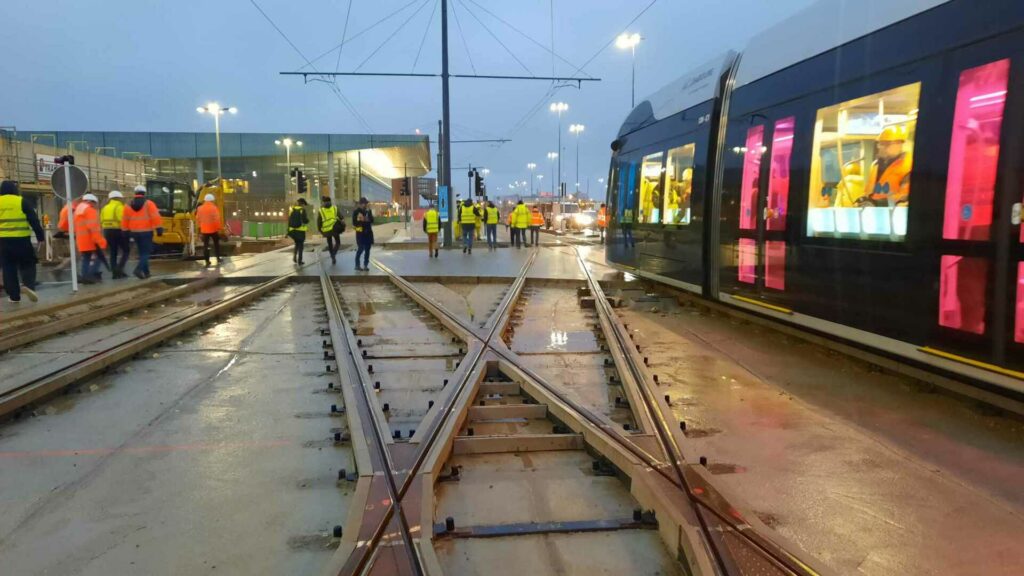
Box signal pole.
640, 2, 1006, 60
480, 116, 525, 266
440, 0, 454, 247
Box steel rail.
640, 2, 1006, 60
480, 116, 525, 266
573, 246, 822, 576
327, 251, 537, 575
0, 273, 294, 420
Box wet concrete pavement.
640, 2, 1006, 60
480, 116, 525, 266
0, 285, 352, 575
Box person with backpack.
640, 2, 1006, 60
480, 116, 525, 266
287, 198, 309, 265
352, 197, 374, 271
318, 196, 344, 265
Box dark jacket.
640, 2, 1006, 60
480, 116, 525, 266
352, 207, 374, 245
0, 189, 44, 241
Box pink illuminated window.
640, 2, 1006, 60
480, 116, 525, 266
943, 59, 1010, 241
765, 241, 786, 290
1016, 263, 1024, 344
939, 255, 989, 334
738, 238, 756, 284
739, 126, 764, 231
767, 118, 795, 232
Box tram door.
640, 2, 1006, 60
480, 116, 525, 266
737, 116, 795, 296
934, 52, 1024, 371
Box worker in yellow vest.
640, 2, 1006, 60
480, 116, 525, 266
422, 203, 440, 258
101, 190, 129, 278
484, 201, 500, 250
459, 199, 480, 254
512, 200, 529, 249
0, 180, 44, 302
317, 196, 344, 265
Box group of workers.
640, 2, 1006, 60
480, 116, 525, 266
286, 195, 362, 269
0, 179, 226, 303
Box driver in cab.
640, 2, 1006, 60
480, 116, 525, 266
857, 125, 911, 207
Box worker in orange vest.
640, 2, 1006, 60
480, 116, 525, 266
859, 125, 912, 207
74, 194, 108, 283
56, 198, 82, 235
597, 203, 608, 243
195, 193, 223, 267
122, 185, 163, 279
528, 206, 544, 247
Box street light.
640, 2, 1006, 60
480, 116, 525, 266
527, 162, 537, 195
549, 102, 569, 197
274, 138, 303, 194
569, 124, 585, 194
197, 103, 237, 184
616, 33, 642, 108
546, 151, 559, 196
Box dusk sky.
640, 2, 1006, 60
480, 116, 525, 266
2, 0, 817, 197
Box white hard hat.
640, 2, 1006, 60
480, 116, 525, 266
133, 185, 146, 194
108, 190, 124, 199
82, 193, 98, 203
204, 194, 215, 202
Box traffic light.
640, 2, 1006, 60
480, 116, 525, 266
54, 155, 75, 165
398, 177, 410, 197
473, 170, 484, 197
297, 170, 308, 194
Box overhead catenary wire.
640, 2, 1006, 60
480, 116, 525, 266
248, 0, 373, 133
333, 0, 354, 75
456, 0, 533, 76
298, 0, 423, 71
412, 0, 440, 72
449, 0, 477, 75
354, 0, 434, 72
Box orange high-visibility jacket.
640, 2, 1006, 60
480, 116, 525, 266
196, 202, 222, 234
530, 209, 544, 226
122, 197, 162, 232
597, 207, 608, 228
58, 200, 82, 233
74, 203, 107, 252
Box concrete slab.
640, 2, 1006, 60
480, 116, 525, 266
0, 285, 353, 575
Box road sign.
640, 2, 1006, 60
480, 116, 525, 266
51, 164, 88, 200
438, 185, 449, 222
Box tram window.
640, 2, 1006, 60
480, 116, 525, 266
663, 144, 695, 225
767, 118, 795, 232
738, 238, 756, 284
616, 162, 637, 224
806, 83, 920, 241
1016, 263, 1024, 344
639, 152, 664, 223
938, 255, 989, 335
739, 126, 764, 231
943, 59, 1010, 242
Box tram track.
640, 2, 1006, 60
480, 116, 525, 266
0, 272, 295, 420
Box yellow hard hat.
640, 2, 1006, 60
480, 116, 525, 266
878, 125, 908, 142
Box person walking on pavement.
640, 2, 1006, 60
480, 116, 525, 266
0, 180, 44, 302
528, 205, 544, 247
287, 197, 309, 265
122, 185, 163, 279
512, 200, 529, 249
101, 190, 129, 278
459, 198, 480, 254
75, 194, 108, 283
423, 203, 440, 258
597, 203, 608, 244
352, 197, 375, 271
484, 201, 499, 250
318, 196, 344, 265
195, 193, 224, 267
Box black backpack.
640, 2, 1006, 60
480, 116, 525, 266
288, 207, 304, 228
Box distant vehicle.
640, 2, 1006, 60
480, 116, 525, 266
549, 202, 581, 230
566, 210, 597, 232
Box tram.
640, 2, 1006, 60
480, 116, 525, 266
605, 0, 1024, 399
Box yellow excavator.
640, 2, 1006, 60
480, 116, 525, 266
147, 177, 246, 254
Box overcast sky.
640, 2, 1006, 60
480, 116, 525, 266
2, 0, 816, 197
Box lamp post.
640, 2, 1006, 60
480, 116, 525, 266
196, 103, 237, 183
546, 152, 558, 196
536, 174, 543, 197
527, 162, 537, 195
569, 124, 584, 194
549, 102, 568, 197
274, 138, 303, 194
616, 33, 642, 108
